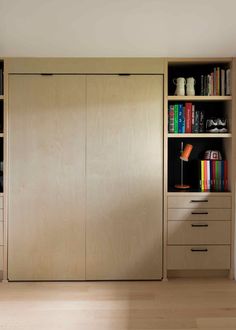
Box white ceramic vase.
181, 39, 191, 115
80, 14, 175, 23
173, 77, 186, 96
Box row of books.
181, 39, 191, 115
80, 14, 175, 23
199, 160, 228, 192
168, 103, 204, 133
200, 68, 231, 96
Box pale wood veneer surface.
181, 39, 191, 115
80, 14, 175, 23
8, 75, 86, 280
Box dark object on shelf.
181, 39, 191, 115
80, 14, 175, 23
204, 150, 222, 160
206, 118, 228, 133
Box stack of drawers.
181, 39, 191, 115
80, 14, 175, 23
0, 196, 3, 271
167, 195, 231, 270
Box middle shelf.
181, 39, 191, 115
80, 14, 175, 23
168, 133, 232, 138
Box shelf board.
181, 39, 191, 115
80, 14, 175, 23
168, 133, 232, 138
0, 133, 3, 138
167, 191, 232, 196
0, 95, 4, 100
168, 95, 232, 102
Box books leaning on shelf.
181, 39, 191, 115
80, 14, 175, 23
200, 67, 231, 96
168, 103, 204, 133
199, 160, 228, 192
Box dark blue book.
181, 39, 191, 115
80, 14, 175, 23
178, 104, 184, 133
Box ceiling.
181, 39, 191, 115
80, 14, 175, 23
1, 0, 236, 57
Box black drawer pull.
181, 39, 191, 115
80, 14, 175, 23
191, 248, 208, 252
191, 224, 209, 227
191, 212, 209, 215
191, 199, 208, 203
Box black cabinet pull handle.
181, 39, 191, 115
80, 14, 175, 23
191, 248, 208, 252
190, 199, 208, 203
191, 224, 209, 227
191, 212, 209, 215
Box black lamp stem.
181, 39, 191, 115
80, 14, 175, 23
181, 141, 184, 186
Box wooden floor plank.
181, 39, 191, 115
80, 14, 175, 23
0, 279, 235, 329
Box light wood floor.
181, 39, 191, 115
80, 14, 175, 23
0, 279, 236, 329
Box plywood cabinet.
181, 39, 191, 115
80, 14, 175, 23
8, 74, 164, 280
86, 75, 163, 280
8, 75, 86, 280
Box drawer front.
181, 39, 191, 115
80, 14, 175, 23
0, 246, 3, 270
0, 197, 3, 209
168, 221, 231, 245
168, 245, 230, 270
168, 196, 231, 209
168, 208, 231, 221
0, 222, 3, 245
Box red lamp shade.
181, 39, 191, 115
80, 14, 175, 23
180, 144, 193, 162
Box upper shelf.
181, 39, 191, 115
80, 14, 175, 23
168, 133, 232, 138
0, 96, 4, 100
168, 96, 232, 102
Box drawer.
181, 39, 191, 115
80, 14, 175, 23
168, 245, 230, 270
0, 246, 3, 270
0, 222, 3, 245
0, 197, 3, 209
168, 196, 231, 209
168, 221, 231, 245
168, 208, 231, 221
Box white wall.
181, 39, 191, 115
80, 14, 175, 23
1, 0, 236, 57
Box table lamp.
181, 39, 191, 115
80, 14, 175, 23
175, 142, 193, 189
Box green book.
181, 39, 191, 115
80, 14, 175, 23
174, 104, 179, 133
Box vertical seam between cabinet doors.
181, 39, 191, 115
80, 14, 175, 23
85, 75, 87, 280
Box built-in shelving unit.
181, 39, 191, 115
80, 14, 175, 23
165, 58, 234, 279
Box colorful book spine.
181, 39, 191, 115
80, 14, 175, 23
207, 160, 211, 190
182, 106, 185, 133
191, 104, 195, 132
178, 104, 183, 133
199, 160, 228, 192
226, 69, 231, 95
185, 103, 192, 133
168, 105, 175, 133
200, 75, 204, 96
224, 160, 228, 191
211, 72, 214, 96
199, 110, 205, 133
193, 110, 199, 133
215, 161, 219, 191
201, 160, 205, 192
174, 104, 179, 133
221, 69, 225, 96
212, 161, 216, 191
216, 67, 220, 96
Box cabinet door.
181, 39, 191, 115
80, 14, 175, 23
86, 75, 163, 280
8, 75, 86, 280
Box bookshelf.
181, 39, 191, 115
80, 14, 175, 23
165, 58, 234, 279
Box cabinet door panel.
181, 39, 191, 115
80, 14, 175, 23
86, 75, 163, 280
8, 75, 86, 280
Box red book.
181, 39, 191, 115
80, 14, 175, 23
224, 160, 228, 191
185, 103, 192, 133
